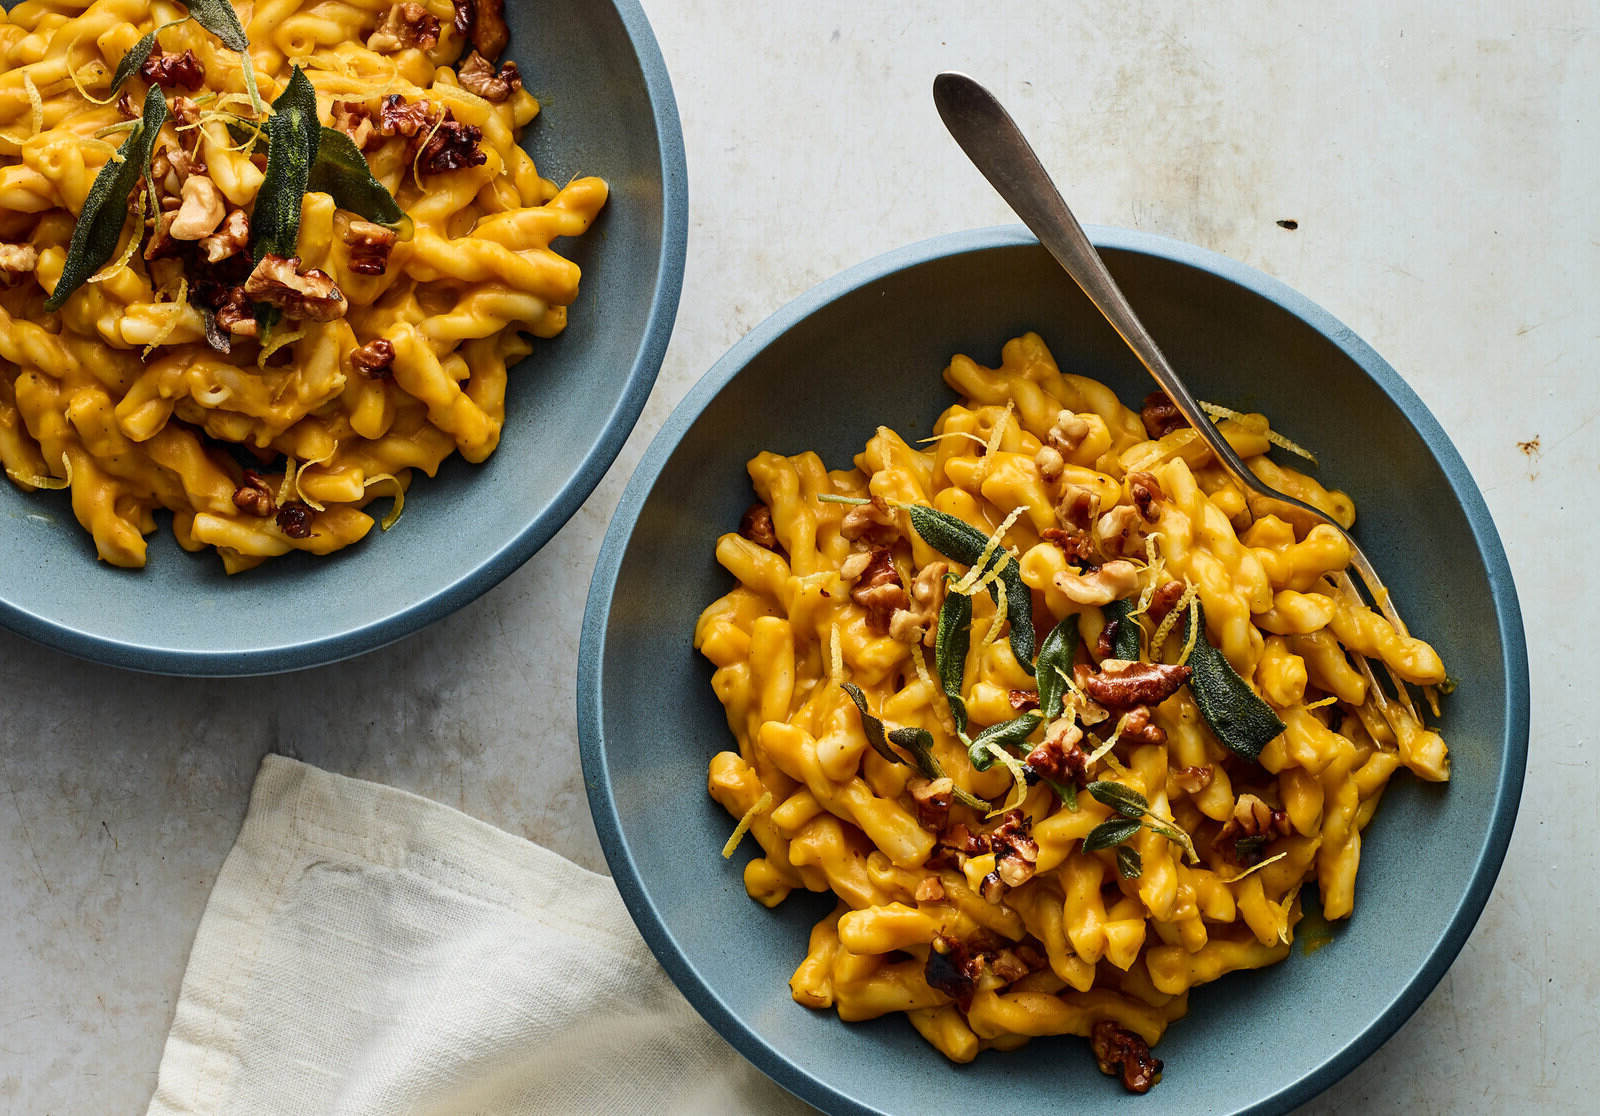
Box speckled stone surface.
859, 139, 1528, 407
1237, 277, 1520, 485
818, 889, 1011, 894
1, 2, 1592, 1112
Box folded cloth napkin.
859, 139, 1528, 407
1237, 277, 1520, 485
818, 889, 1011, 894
148, 755, 815, 1116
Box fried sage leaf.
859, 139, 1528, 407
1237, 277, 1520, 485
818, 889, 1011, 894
249, 66, 321, 264
1115, 844, 1143, 880
309, 127, 410, 231
1083, 817, 1141, 852
1087, 779, 1149, 820
907, 504, 1036, 671
1035, 616, 1079, 722
109, 17, 191, 94
840, 682, 902, 768
934, 585, 972, 740
1181, 601, 1286, 761
45, 89, 167, 311
966, 712, 1041, 772
182, 0, 264, 111
887, 726, 988, 812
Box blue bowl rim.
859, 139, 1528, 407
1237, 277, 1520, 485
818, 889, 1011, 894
0, 0, 689, 678
577, 224, 1530, 1115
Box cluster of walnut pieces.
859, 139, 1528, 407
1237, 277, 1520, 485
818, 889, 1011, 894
1091, 1020, 1164, 1094
138, 48, 205, 91
924, 931, 1047, 1013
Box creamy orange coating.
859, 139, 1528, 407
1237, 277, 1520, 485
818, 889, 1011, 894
696, 332, 1450, 1066
0, 0, 606, 570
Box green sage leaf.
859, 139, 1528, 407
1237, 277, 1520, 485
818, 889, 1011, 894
1035, 616, 1079, 722
1182, 601, 1286, 761
1101, 597, 1143, 661
1086, 779, 1149, 820
934, 585, 971, 740
309, 126, 409, 230
906, 504, 1036, 672
965, 712, 1041, 772
1083, 817, 1141, 852
1115, 844, 1143, 879
840, 682, 904, 769
44, 89, 167, 311
181, 0, 265, 112
888, 726, 988, 812
249, 65, 321, 265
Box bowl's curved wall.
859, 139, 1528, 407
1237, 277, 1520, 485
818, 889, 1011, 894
0, 0, 687, 675
580, 227, 1527, 1115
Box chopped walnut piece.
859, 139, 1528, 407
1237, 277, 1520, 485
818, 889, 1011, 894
978, 870, 1007, 903
343, 219, 397, 276
1174, 765, 1213, 795
168, 95, 200, 128
366, 2, 440, 52
1083, 659, 1192, 710
913, 876, 945, 903
738, 503, 779, 550
276, 500, 314, 539
458, 50, 523, 102
1033, 444, 1065, 482
143, 211, 180, 261
1053, 559, 1141, 607
139, 48, 205, 90
116, 90, 135, 119
213, 287, 257, 338
1218, 793, 1292, 852
331, 100, 377, 150
1026, 718, 1089, 783
838, 550, 872, 582
1141, 391, 1186, 439
1127, 471, 1165, 523
418, 115, 486, 173
1041, 525, 1095, 567
925, 935, 978, 1011
1008, 689, 1040, 713
241, 255, 348, 322
887, 559, 948, 646
989, 948, 1033, 985
840, 494, 899, 545
1055, 482, 1100, 531
1145, 580, 1188, 628
1091, 1020, 1163, 1094
1048, 410, 1091, 455
850, 547, 907, 631
1095, 618, 1120, 662
1118, 705, 1166, 746
989, 809, 1039, 889
908, 776, 954, 831
169, 176, 226, 240
199, 208, 249, 264
350, 338, 396, 378
0, 243, 37, 285
232, 471, 276, 518
378, 94, 435, 140
1094, 504, 1144, 559
452, 0, 510, 60
925, 822, 987, 870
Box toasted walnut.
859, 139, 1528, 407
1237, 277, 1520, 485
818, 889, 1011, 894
887, 559, 948, 646
1145, 580, 1187, 628
925, 822, 987, 870
213, 287, 257, 338
1092, 1020, 1163, 1094
169, 176, 226, 240
989, 809, 1039, 889
1055, 482, 1100, 531
1033, 444, 1065, 482
1026, 718, 1089, 783
378, 94, 435, 140
331, 100, 377, 150
838, 550, 872, 582
989, 947, 1036, 985
458, 50, 523, 102
850, 547, 908, 631
452, 0, 510, 60
343, 219, 397, 276
1141, 391, 1185, 439
979, 871, 1007, 903
1094, 504, 1145, 559
908, 776, 954, 831
1008, 689, 1040, 713
1219, 793, 1292, 846
925, 935, 978, 1011
1094, 617, 1120, 662
143, 211, 179, 261
1127, 471, 1165, 523
1053, 560, 1140, 606
0, 242, 37, 285
139, 48, 205, 90
914, 876, 945, 903
241, 255, 347, 322
840, 495, 899, 545
738, 503, 779, 550
149, 145, 203, 198
276, 500, 314, 539
1048, 410, 1091, 455
198, 208, 249, 263
1041, 525, 1095, 567
232, 471, 276, 518
366, 2, 440, 52
168, 95, 200, 129
350, 338, 396, 378
418, 115, 486, 173
1118, 705, 1166, 746
1083, 659, 1192, 710
116, 90, 135, 119
1174, 765, 1213, 795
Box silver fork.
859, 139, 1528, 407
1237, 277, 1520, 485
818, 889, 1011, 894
932, 71, 1426, 723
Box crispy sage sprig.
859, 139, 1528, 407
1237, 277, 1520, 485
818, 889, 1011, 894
906, 504, 1036, 671
840, 682, 986, 811
182, 0, 266, 113
1179, 602, 1285, 761
109, 16, 191, 93
44, 89, 167, 311
1085, 779, 1199, 865
249, 67, 320, 263
309, 127, 412, 233
933, 584, 971, 741
1035, 616, 1078, 722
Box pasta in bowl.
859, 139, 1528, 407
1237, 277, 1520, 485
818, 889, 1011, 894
578, 228, 1526, 1114
696, 330, 1450, 1090
1, 0, 604, 572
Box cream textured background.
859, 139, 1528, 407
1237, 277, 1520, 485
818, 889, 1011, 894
1, 1, 1594, 1112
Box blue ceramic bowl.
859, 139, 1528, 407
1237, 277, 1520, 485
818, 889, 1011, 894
579, 227, 1528, 1115
0, 0, 686, 675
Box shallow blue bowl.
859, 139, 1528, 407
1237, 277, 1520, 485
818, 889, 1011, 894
0, 0, 686, 675
579, 226, 1528, 1115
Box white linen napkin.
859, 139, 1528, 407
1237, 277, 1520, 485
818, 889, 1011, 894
147, 755, 815, 1116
